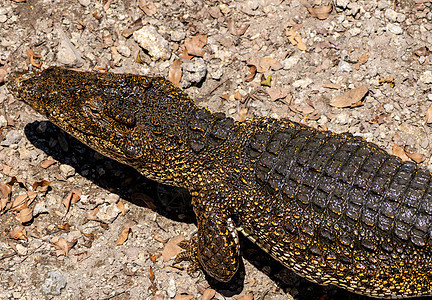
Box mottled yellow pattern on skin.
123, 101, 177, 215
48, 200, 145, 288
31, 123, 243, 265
7, 67, 432, 298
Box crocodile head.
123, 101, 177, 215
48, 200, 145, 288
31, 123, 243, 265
6, 67, 170, 165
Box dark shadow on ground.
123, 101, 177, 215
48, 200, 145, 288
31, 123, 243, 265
25, 120, 379, 300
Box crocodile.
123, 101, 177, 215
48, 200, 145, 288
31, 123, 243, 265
6, 67, 432, 298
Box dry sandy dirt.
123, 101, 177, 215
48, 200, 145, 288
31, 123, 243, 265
1, 0, 432, 299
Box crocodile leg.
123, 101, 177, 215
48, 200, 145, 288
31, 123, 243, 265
176, 192, 240, 282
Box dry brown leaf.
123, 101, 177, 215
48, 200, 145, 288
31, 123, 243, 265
121, 18, 143, 38
322, 83, 342, 89
63, 189, 81, 213
184, 34, 207, 57
148, 265, 158, 294
162, 234, 184, 261
26, 191, 38, 206
150, 253, 162, 262
17, 206, 33, 223
76, 20, 86, 30
426, 106, 432, 124
0, 182, 11, 199
82, 232, 94, 240
117, 200, 125, 216
0, 66, 8, 84
239, 107, 248, 122
57, 223, 71, 231
202, 289, 216, 300
234, 91, 242, 102
249, 57, 281, 73
7, 176, 18, 186
330, 85, 368, 108
208, 6, 223, 18
238, 292, 254, 300
9, 225, 27, 240
149, 265, 155, 282
11, 194, 28, 211
8, 241, 19, 254
87, 208, 99, 221
71, 190, 81, 204
181, 48, 193, 60
392, 144, 409, 162
53, 237, 77, 256
54, 174, 67, 181
318, 124, 328, 131
2, 165, 11, 176
357, 51, 370, 65
245, 65, 257, 82
414, 46, 429, 57
168, 59, 182, 87
72, 251, 90, 263
220, 94, 229, 102
26, 48, 42, 68
259, 57, 279, 73
173, 295, 194, 300
405, 150, 426, 164
286, 28, 307, 51
299, 105, 315, 115
138, 0, 157, 16
116, 226, 131, 246
32, 180, 50, 193
103, 0, 113, 11
307, 5, 332, 19
41, 159, 57, 169
0, 197, 9, 212
227, 19, 249, 36
378, 77, 395, 88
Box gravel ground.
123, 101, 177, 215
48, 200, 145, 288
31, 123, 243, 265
1, 0, 432, 299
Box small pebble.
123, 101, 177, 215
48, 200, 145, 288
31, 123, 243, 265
57, 29, 84, 67
166, 278, 177, 298
96, 203, 122, 223
292, 78, 312, 88
383, 103, 394, 113
377, 0, 389, 10
337, 60, 352, 72
33, 201, 49, 216
0, 115, 7, 128
0, 130, 22, 146
59, 164, 76, 178
170, 30, 186, 42
78, 0, 90, 6
420, 138, 429, 149
41, 271, 67, 296
15, 244, 27, 255
384, 9, 398, 22
181, 58, 207, 88
117, 45, 131, 57
386, 23, 403, 35
133, 25, 171, 60
420, 71, 432, 84
335, 0, 349, 9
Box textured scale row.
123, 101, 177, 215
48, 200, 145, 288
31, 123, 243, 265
247, 122, 432, 249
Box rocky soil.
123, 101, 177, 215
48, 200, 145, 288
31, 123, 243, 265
1, 0, 432, 299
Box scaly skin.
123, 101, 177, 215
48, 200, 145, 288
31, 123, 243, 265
7, 67, 432, 298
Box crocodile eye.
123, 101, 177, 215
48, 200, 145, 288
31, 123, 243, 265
103, 100, 137, 128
